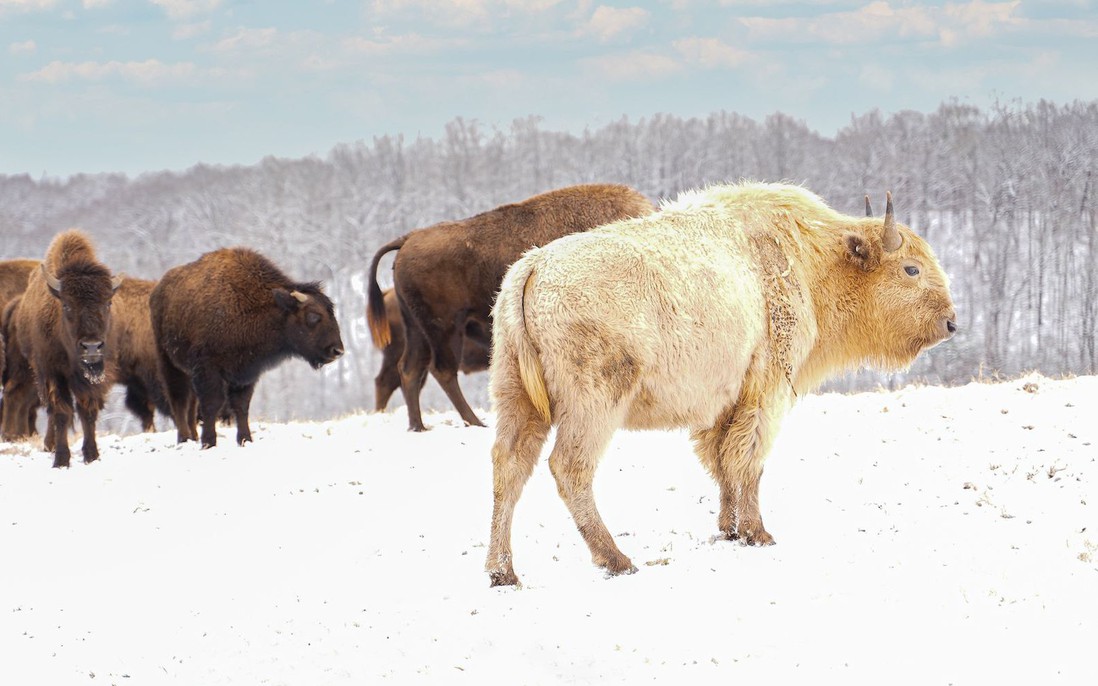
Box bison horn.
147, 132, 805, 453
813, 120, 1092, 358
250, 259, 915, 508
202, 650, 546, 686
111, 274, 124, 291
865, 195, 873, 217
882, 191, 902, 252
41, 264, 62, 294
290, 290, 309, 303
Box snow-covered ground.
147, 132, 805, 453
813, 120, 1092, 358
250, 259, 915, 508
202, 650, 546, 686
1, 374, 1095, 685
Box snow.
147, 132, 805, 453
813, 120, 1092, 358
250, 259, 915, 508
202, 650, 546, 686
1, 373, 1095, 684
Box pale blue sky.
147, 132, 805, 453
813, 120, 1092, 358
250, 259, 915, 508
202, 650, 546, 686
2, 0, 1095, 178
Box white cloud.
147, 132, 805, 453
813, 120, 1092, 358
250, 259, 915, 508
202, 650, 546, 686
858, 62, 895, 92
0, 0, 58, 11
172, 20, 211, 39
582, 50, 681, 81
82, 0, 113, 8
148, 0, 220, 21
673, 37, 752, 69
371, 0, 561, 26
8, 39, 37, 54
210, 27, 278, 52
738, 1, 1021, 47
579, 6, 650, 42
342, 33, 469, 55
20, 59, 202, 85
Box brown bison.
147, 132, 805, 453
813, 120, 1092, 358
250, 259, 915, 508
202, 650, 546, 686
109, 277, 171, 431
0, 259, 39, 437
374, 287, 489, 412
150, 247, 344, 448
485, 182, 957, 586
1, 295, 42, 440
16, 231, 122, 468
366, 183, 655, 431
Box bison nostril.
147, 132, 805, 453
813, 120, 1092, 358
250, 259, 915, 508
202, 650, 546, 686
330, 347, 344, 358
81, 340, 104, 354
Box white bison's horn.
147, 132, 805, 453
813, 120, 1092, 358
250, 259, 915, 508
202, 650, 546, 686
290, 290, 309, 303
865, 195, 873, 217
882, 191, 902, 252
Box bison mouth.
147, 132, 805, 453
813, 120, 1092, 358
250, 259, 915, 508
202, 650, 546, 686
80, 358, 107, 385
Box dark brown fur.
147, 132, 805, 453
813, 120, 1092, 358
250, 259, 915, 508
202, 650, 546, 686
150, 247, 344, 448
109, 277, 171, 431
365, 183, 655, 431
15, 231, 121, 468
1, 296, 41, 440
0, 259, 39, 437
374, 287, 489, 411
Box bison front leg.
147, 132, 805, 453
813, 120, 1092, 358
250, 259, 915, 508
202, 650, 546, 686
45, 377, 74, 469
710, 391, 790, 546
191, 367, 227, 449
227, 383, 256, 446
75, 392, 104, 464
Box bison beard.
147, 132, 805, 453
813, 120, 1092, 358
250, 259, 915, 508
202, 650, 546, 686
485, 182, 957, 586
150, 247, 344, 449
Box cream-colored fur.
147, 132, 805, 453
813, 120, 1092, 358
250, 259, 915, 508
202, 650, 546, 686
486, 181, 956, 586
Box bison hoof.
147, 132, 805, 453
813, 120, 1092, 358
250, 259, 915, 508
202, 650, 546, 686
83, 454, 99, 465
489, 570, 520, 587
52, 455, 71, 469
237, 434, 252, 447
741, 530, 776, 546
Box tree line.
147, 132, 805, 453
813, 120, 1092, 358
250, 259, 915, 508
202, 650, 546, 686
1, 98, 1094, 429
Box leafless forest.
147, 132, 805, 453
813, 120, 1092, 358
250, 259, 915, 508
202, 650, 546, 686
2, 99, 1095, 430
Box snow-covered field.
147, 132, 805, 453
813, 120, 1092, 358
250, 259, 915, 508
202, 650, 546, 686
1, 374, 1095, 685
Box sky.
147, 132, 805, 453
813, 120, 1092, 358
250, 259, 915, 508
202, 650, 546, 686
1, 0, 1096, 178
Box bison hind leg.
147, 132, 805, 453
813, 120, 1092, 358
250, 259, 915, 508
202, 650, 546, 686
548, 405, 636, 577
485, 355, 551, 588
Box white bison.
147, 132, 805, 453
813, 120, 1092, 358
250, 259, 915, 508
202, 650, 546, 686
485, 182, 956, 586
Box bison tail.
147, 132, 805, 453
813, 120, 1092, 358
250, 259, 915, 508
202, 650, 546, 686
366, 234, 408, 349
516, 268, 551, 424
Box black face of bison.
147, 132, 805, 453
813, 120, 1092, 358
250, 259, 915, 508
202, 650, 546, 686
46, 265, 121, 384
273, 288, 344, 369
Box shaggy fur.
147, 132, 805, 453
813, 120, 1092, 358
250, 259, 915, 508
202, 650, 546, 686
109, 277, 172, 431
150, 247, 344, 449
0, 259, 39, 437
15, 231, 121, 468
373, 287, 489, 412
1, 296, 41, 440
365, 183, 655, 431
486, 181, 957, 586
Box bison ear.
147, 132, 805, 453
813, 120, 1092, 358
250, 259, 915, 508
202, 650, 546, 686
844, 231, 880, 272
273, 288, 301, 313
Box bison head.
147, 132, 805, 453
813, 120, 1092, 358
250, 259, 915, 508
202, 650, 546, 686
43, 263, 123, 384
273, 286, 344, 370
843, 192, 956, 369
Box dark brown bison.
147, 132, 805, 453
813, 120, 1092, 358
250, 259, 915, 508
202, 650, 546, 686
0, 259, 39, 437
366, 183, 655, 431
109, 277, 171, 432
150, 247, 344, 448
1, 296, 42, 440
374, 287, 489, 412
0, 258, 38, 305
486, 183, 956, 585
15, 231, 122, 468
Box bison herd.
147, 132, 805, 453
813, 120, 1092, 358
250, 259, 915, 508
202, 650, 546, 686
0, 181, 956, 585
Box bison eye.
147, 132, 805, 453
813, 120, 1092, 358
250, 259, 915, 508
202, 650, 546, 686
305, 311, 322, 328
904, 265, 920, 277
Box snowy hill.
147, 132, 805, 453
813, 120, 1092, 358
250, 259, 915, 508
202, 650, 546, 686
1, 374, 1095, 684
